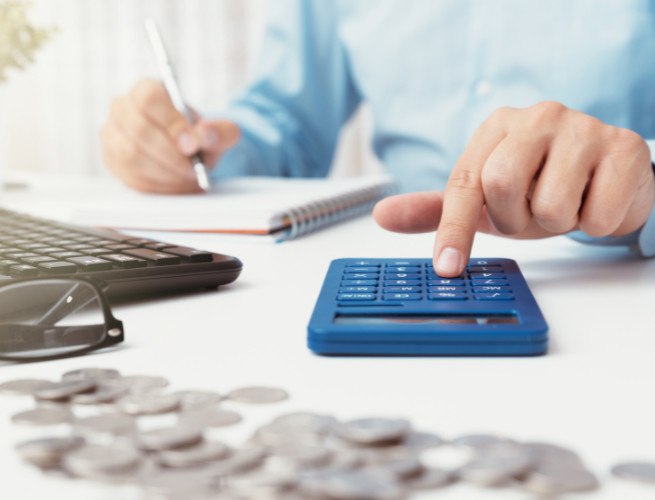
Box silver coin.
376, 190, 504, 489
266, 444, 333, 471
226, 469, 297, 496
174, 390, 223, 411
336, 418, 411, 446
137, 426, 204, 451
452, 433, 515, 450
523, 441, 582, 465
15, 436, 85, 467
271, 412, 338, 434
178, 408, 242, 429
522, 462, 599, 495
33, 379, 97, 401
62, 367, 121, 382
155, 440, 230, 468
611, 462, 655, 484
314, 468, 405, 500
254, 423, 323, 448
140, 468, 218, 498
402, 431, 444, 450
405, 466, 454, 490
74, 413, 137, 437
71, 384, 128, 405
63, 444, 141, 477
0, 378, 51, 396
458, 443, 534, 486
11, 406, 73, 426
227, 386, 289, 404
203, 445, 267, 477
364, 449, 424, 480
117, 393, 180, 415
117, 375, 170, 394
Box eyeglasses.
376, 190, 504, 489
0, 278, 124, 362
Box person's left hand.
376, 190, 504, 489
373, 101, 655, 277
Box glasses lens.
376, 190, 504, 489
0, 279, 107, 359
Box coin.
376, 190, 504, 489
62, 368, 121, 382
522, 461, 600, 495
178, 408, 242, 429
71, 384, 128, 405
155, 440, 230, 468
15, 436, 85, 467
117, 393, 180, 415
458, 443, 534, 486
611, 462, 655, 484
271, 411, 338, 434
0, 379, 51, 396
453, 433, 515, 450
33, 379, 96, 401
137, 426, 204, 451
74, 413, 137, 437
405, 467, 453, 490
204, 446, 266, 477
174, 390, 223, 411
63, 444, 141, 477
117, 375, 170, 394
364, 448, 424, 479
227, 386, 289, 404
308, 468, 404, 500
11, 407, 73, 426
266, 444, 332, 471
402, 431, 444, 450
336, 418, 411, 445
254, 422, 323, 448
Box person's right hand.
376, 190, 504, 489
101, 79, 240, 194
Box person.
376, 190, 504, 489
101, 1, 655, 277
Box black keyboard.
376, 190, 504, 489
0, 208, 242, 298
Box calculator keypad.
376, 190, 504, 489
339, 260, 514, 302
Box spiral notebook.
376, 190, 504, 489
72, 175, 396, 242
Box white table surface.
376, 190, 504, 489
1, 176, 655, 499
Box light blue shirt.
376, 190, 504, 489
216, 0, 655, 256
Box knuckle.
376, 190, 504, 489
438, 220, 471, 238
486, 106, 513, 126
579, 213, 615, 237
448, 168, 480, 193
481, 169, 515, 203
526, 101, 568, 129
610, 127, 647, 154
132, 119, 152, 142
531, 195, 566, 226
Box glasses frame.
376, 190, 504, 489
0, 277, 124, 362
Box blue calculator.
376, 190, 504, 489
307, 258, 548, 356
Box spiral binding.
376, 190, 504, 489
276, 181, 397, 242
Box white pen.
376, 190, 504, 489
144, 18, 211, 192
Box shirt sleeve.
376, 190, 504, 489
568, 140, 655, 257
212, 0, 362, 180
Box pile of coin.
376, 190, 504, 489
1, 368, 655, 499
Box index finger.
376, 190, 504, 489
434, 122, 506, 277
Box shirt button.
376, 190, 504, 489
475, 80, 493, 97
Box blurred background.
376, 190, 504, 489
0, 0, 381, 180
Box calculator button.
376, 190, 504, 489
384, 273, 421, 279
342, 279, 378, 286
467, 265, 502, 272
427, 272, 466, 279
338, 293, 377, 301
383, 293, 421, 301
39, 261, 78, 274
385, 266, 421, 273
343, 273, 379, 280
344, 267, 379, 273
346, 261, 379, 267
383, 280, 421, 286
66, 256, 113, 272
474, 293, 514, 300
472, 286, 512, 293
471, 278, 507, 286
101, 254, 148, 269
340, 286, 377, 293
427, 278, 466, 286
383, 286, 421, 293
389, 261, 413, 266
124, 248, 182, 265
428, 292, 467, 300
9, 264, 39, 277
429, 286, 466, 292
469, 272, 505, 279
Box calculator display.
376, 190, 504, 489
334, 314, 519, 325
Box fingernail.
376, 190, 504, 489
178, 132, 198, 155
436, 247, 462, 276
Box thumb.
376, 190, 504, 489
179, 120, 241, 168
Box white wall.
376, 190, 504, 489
1, 0, 380, 179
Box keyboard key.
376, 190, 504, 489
8, 264, 39, 277
144, 242, 175, 251
105, 243, 137, 251
385, 266, 421, 273
101, 254, 148, 269
164, 246, 214, 262
344, 267, 379, 273
6, 252, 39, 260
83, 248, 111, 256
341, 279, 378, 286
428, 292, 467, 300
474, 293, 514, 301
0, 260, 18, 273
339, 286, 377, 293
383, 286, 421, 293
343, 272, 379, 280
125, 238, 155, 246
39, 261, 78, 274
49, 251, 83, 259
429, 286, 466, 292
471, 278, 507, 286
346, 261, 379, 267
40, 247, 67, 255
384, 273, 421, 279
383, 280, 421, 286
427, 278, 466, 286
66, 256, 113, 272
472, 286, 512, 293
21, 256, 55, 265
64, 243, 93, 251
337, 293, 376, 301
469, 272, 506, 279
383, 293, 421, 301
468, 266, 504, 273
124, 248, 182, 265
